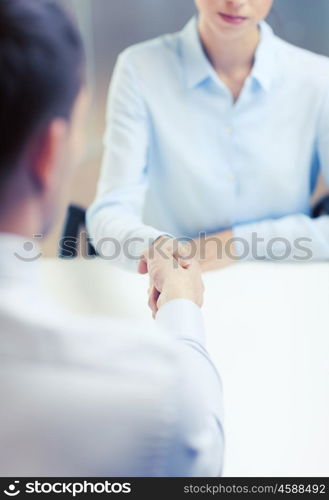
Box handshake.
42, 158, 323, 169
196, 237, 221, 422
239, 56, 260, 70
138, 236, 205, 318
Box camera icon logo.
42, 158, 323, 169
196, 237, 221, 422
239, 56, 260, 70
14, 235, 43, 262
4, 481, 20, 496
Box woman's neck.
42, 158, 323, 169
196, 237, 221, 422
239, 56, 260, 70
198, 16, 260, 78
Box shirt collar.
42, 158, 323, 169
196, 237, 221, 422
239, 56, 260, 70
180, 16, 278, 92
251, 21, 277, 91
0, 233, 42, 285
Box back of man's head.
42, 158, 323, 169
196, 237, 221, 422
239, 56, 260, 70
0, 0, 85, 192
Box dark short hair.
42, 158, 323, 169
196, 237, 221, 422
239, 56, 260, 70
0, 0, 85, 184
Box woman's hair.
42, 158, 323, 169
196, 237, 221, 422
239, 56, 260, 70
0, 0, 85, 182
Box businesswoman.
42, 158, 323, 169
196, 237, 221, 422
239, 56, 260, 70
88, 0, 329, 271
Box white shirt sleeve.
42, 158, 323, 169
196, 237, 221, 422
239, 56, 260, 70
86, 51, 165, 271
156, 299, 224, 476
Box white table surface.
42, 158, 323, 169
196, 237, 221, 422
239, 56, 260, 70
41, 259, 329, 477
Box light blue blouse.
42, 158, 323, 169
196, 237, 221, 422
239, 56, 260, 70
88, 17, 329, 269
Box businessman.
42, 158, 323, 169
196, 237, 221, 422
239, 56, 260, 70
0, 0, 224, 476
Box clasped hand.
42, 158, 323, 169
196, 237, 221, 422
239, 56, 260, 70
138, 236, 204, 318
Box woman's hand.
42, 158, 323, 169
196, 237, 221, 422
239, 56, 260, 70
192, 229, 238, 272
138, 236, 190, 275
139, 230, 238, 280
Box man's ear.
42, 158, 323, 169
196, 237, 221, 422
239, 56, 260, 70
29, 118, 69, 194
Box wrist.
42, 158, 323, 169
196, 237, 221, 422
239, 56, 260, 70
159, 279, 202, 309
194, 229, 237, 271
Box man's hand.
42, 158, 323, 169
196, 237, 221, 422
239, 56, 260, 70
139, 236, 195, 317
143, 240, 204, 318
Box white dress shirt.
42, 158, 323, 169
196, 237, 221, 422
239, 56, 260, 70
0, 233, 224, 477
87, 18, 329, 270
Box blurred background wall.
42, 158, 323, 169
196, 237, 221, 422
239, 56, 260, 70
44, 0, 329, 256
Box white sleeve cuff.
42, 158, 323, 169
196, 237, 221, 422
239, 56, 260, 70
155, 299, 206, 346
233, 221, 268, 261
233, 215, 328, 262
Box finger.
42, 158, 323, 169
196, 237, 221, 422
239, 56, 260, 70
177, 257, 195, 269
184, 257, 201, 270
177, 258, 191, 269
150, 293, 159, 318
148, 286, 160, 316
138, 255, 148, 274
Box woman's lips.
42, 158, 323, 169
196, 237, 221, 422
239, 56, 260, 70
218, 13, 248, 25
